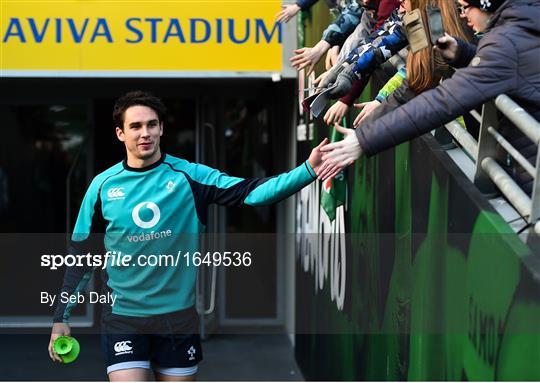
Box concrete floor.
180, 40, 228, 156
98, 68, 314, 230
0, 334, 304, 381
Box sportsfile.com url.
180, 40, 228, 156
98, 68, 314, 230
41, 251, 252, 270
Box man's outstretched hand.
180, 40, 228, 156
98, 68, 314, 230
308, 138, 330, 177
318, 123, 362, 180
290, 41, 331, 75
276, 4, 301, 23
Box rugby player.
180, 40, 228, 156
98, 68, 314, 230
48, 91, 326, 381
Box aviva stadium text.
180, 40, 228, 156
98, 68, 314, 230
2, 17, 283, 44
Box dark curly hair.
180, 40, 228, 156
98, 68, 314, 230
113, 91, 167, 130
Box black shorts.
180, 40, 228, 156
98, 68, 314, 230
101, 306, 203, 376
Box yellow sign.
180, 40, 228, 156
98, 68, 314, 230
1, 1, 283, 73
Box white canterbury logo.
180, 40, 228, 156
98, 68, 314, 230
132, 202, 161, 229
107, 187, 125, 200
187, 346, 196, 361
114, 341, 133, 355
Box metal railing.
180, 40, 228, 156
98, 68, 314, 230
444, 94, 540, 238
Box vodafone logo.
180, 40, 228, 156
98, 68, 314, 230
132, 202, 160, 229
114, 341, 133, 356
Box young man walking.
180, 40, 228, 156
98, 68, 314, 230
48, 91, 326, 381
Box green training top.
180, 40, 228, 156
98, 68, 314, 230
53, 153, 316, 322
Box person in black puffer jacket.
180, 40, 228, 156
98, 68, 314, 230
319, 0, 540, 194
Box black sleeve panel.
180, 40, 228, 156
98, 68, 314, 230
179, 169, 274, 226
52, 188, 109, 323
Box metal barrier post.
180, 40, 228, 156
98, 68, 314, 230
495, 94, 540, 144
493, 95, 540, 238
474, 101, 500, 195
444, 94, 540, 240
444, 119, 478, 160
526, 150, 540, 243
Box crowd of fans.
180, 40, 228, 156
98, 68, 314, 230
277, 0, 539, 192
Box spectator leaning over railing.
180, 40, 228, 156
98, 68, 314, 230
318, 0, 540, 190
349, 0, 470, 128
276, 0, 319, 23
314, 7, 407, 127
324, 0, 400, 70
335, 0, 401, 64
290, 0, 367, 74
330, 5, 377, 69
318, 7, 409, 101
322, 1, 403, 125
